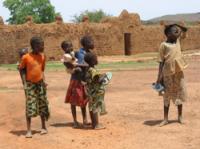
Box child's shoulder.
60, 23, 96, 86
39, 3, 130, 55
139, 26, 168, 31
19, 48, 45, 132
21, 53, 30, 59
160, 41, 172, 49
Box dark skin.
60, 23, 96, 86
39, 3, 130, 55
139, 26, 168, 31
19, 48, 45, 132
71, 62, 90, 128
62, 44, 76, 61
62, 43, 90, 128
23, 41, 48, 136
86, 55, 105, 129
70, 63, 89, 128
157, 25, 187, 126
70, 38, 95, 128
83, 39, 94, 53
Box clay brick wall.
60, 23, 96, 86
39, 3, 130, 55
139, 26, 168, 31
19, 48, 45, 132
0, 10, 200, 64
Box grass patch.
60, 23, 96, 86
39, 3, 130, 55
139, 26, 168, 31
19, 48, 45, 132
0, 60, 158, 72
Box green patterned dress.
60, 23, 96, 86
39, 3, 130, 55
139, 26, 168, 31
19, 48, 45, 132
85, 67, 106, 114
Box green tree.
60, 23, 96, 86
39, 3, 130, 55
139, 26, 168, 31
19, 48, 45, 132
3, 0, 59, 24
72, 9, 111, 23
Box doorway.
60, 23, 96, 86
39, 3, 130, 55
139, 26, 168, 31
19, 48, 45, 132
124, 33, 132, 55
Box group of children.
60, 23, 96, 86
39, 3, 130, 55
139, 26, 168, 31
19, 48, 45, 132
62, 36, 112, 129
18, 35, 111, 138
18, 23, 188, 138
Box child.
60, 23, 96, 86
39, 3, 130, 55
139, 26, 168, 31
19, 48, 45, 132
84, 52, 109, 129
65, 35, 94, 128
18, 48, 28, 87
19, 36, 50, 138
156, 24, 188, 127
61, 41, 77, 74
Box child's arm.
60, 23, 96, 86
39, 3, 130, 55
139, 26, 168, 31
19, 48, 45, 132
75, 63, 89, 68
42, 56, 48, 87
157, 62, 164, 83
175, 23, 188, 40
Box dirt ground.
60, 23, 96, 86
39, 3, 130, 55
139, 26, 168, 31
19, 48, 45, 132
0, 56, 200, 149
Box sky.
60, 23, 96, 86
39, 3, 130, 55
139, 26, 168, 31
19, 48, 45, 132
0, 0, 200, 23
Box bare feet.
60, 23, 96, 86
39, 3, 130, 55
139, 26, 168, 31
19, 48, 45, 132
40, 129, 48, 135
100, 111, 108, 116
25, 131, 32, 138
73, 121, 80, 128
159, 120, 169, 127
83, 121, 91, 128
83, 119, 91, 125
94, 124, 106, 130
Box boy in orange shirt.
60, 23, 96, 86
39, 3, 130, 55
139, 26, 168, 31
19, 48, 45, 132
19, 36, 50, 138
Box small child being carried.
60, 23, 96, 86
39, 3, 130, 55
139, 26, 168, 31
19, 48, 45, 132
18, 48, 29, 87
61, 40, 78, 74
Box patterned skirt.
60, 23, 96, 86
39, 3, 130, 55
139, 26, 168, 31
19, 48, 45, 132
163, 71, 187, 106
65, 80, 88, 107
25, 81, 50, 120
87, 85, 106, 114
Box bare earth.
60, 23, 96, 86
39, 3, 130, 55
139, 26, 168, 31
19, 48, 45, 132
0, 56, 200, 149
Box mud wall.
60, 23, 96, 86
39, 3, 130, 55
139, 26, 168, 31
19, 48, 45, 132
0, 10, 200, 64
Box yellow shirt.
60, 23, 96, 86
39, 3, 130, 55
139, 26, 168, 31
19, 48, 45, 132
158, 40, 188, 76
19, 53, 45, 83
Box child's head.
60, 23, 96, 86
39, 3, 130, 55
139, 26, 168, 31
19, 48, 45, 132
61, 40, 73, 53
84, 52, 98, 67
81, 35, 94, 51
30, 36, 44, 53
19, 48, 28, 58
164, 24, 180, 41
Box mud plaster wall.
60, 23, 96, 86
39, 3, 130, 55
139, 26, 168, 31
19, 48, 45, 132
0, 11, 200, 64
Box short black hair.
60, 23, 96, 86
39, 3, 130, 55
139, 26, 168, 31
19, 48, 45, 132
164, 24, 178, 36
84, 52, 97, 66
30, 36, 43, 49
80, 35, 93, 47
61, 40, 73, 51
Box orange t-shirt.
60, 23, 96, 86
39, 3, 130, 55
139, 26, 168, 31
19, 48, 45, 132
19, 53, 46, 83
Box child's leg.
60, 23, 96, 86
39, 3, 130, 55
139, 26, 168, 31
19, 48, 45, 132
100, 100, 107, 115
93, 112, 105, 130
40, 116, 46, 129
40, 115, 48, 135
26, 116, 32, 138
71, 105, 79, 128
178, 104, 183, 123
159, 104, 170, 127
89, 111, 95, 129
81, 107, 89, 125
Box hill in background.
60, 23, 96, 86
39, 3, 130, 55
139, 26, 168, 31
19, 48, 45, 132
143, 12, 200, 25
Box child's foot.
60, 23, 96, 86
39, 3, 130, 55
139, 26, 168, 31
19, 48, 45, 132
25, 131, 32, 138
40, 129, 48, 135
82, 119, 91, 127
159, 120, 169, 127
94, 124, 106, 130
100, 111, 108, 116
73, 122, 80, 128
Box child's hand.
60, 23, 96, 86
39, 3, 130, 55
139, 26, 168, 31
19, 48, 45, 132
43, 82, 48, 88
176, 23, 188, 32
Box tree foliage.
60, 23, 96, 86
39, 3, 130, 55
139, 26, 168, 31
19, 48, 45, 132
72, 9, 111, 23
3, 0, 59, 24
